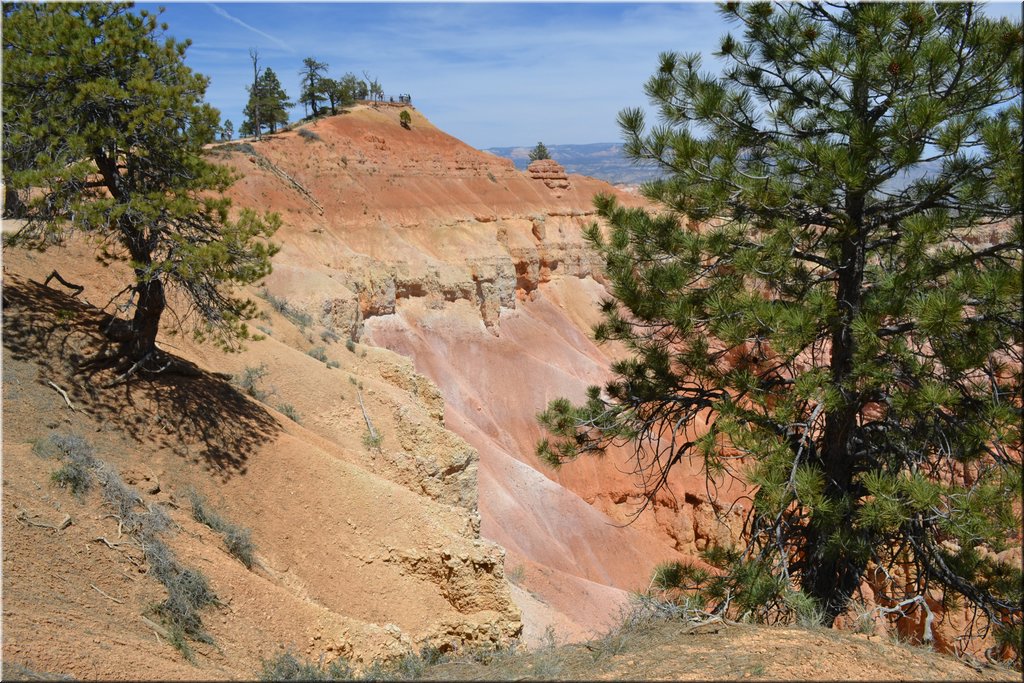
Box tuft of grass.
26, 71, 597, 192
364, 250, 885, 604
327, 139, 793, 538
51, 460, 93, 496
362, 431, 383, 452
277, 403, 301, 423
234, 363, 270, 401
784, 590, 824, 628
222, 525, 256, 570
298, 128, 322, 142
48, 433, 97, 496
321, 327, 341, 344
307, 346, 329, 362
259, 651, 353, 681
585, 594, 689, 662
1, 661, 76, 681
747, 662, 767, 677
505, 564, 526, 585
98, 464, 142, 519
257, 643, 457, 681
148, 558, 217, 661
345, 339, 357, 353
188, 489, 256, 569
393, 645, 449, 679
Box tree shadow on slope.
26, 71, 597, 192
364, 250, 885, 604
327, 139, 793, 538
2, 275, 279, 479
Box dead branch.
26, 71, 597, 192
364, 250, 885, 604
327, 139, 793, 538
43, 269, 84, 296
16, 510, 72, 531
680, 614, 737, 635
140, 615, 171, 640
92, 536, 131, 549
90, 583, 124, 604
356, 388, 377, 440
46, 380, 75, 411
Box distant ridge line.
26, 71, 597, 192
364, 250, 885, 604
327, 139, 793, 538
482, 142, 662, 186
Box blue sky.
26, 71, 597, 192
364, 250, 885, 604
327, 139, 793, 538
141, 1, 1022, 150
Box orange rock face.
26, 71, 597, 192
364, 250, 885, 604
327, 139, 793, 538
203, 105, 746, 643
526, 158, 572, 191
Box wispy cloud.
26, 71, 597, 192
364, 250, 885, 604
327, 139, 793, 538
207, 3, 293, 53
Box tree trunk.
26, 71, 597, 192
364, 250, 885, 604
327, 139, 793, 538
4, 184, 25, 218
127, 276, 166, 362
804, 193, 869, 624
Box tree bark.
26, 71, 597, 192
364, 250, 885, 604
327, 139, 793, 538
4, 184, 25, 218
127, 274, 165, 362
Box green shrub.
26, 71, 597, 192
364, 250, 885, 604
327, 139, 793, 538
48, 433, 97, 496
784, 590, 824, 628
51, 460, 92, 495
308, 346, 328, 362
345, 339, 357, 353
299, 128, 322, 142
260, 289, 313, 328
277, 403, 301, 423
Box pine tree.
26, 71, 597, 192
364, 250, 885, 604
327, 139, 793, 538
221, 119, 234, 141
320, 77, 340, 115
243, 67, 291, 136
339, 73, 366, 103
538, 2, 1022, 653
2, 3, 280, 365
299, 57, 328, 118
529, 141, 551, 161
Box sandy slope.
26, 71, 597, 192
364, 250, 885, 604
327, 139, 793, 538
1, 251, 519, 678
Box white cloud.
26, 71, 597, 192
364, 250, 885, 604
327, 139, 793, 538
208, 3, 294, 53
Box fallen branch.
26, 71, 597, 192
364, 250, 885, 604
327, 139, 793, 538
680, 614, 736, 635
140, 615, 171, 640
16, 511, 72, 531
356, 388, 377, 440
43, 270, 84, 297
92, 536, 131, 549
90, 583, 124, 604
46, 380, 75, 411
